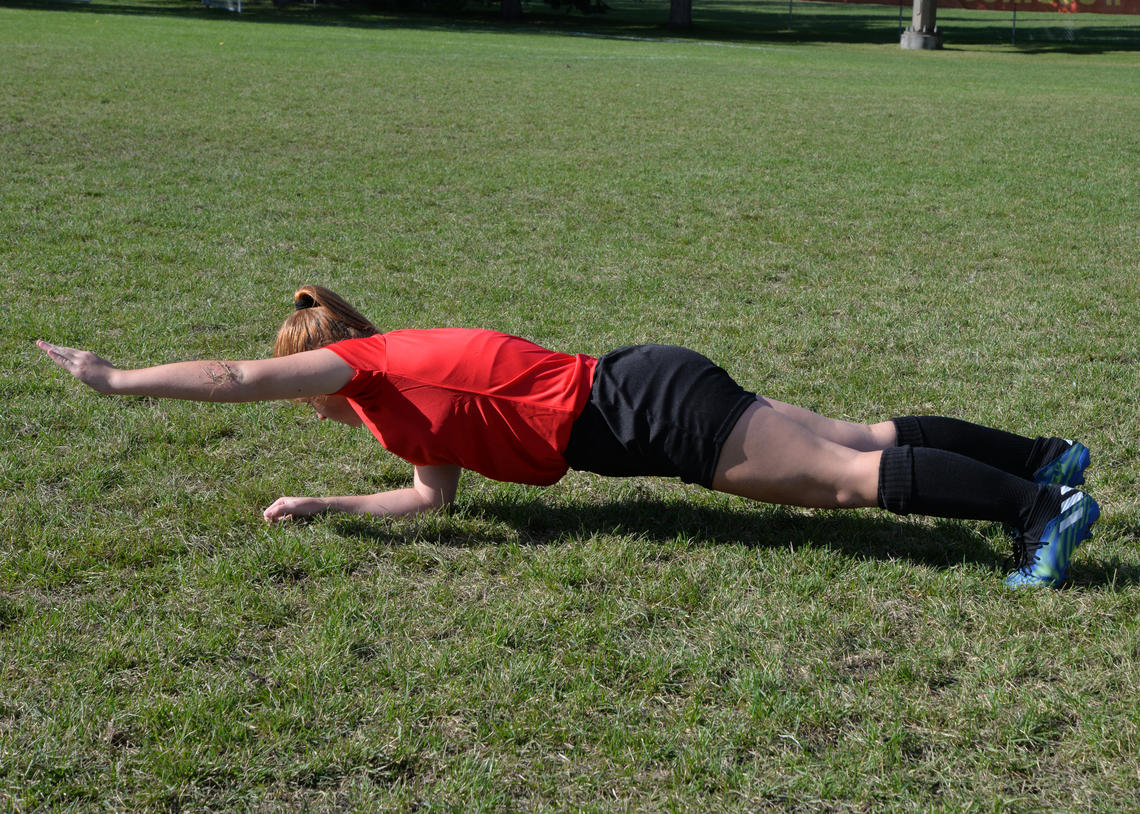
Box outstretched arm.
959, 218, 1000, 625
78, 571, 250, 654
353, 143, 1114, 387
262, 465, 462, 523
36, 341, 353, 402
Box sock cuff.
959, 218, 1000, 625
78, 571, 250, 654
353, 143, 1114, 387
1023, 483, 1063, 538
891, 416, 926, 448
878, 445, 915, 515
1025, 436, 1069, 477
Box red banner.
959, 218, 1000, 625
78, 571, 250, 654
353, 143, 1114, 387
806, 0, 1140, 13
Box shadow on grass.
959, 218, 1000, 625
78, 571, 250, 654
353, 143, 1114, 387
1069, 558, 1140, 590
6, 0, 1139, 52
333, 495, 1140, 587
1068, 518, 1140, 590
337, 494, 1002, 568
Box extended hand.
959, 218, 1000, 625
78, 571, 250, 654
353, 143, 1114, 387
263, 496, 329, 524
36, 340, 118, 394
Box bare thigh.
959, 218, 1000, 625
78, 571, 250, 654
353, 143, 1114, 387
762, 398, 897, 452
711, 400, 882, 509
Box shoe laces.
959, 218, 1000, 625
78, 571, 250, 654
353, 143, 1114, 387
1008, 535, 1045, 575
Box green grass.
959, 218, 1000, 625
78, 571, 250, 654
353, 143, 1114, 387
3, 1, 1140, 809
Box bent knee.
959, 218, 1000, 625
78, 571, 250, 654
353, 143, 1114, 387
835, 451, 882, 508
868, 420, 898, 449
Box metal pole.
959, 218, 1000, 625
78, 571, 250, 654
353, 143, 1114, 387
1012, 9, 1016, 45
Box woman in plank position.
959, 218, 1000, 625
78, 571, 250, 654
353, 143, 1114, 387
38, 285, 1099, 588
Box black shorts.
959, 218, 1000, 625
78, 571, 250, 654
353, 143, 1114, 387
563, 345, 757, 488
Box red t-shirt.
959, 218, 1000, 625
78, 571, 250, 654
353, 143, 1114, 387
327, 329, 597, 485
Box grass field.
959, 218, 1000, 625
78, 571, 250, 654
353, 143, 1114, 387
4, 0, 1140, 809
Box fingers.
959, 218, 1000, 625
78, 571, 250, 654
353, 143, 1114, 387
36, 340, 69, 366
263, 499, 286, 523
36, 340, 77, 356
36, 340, 84, 371
263, 497, 324, 523
263, 498, 296, 524
36, 341, 116, 393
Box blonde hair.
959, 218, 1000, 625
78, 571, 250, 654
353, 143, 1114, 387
273, 285, 378, 357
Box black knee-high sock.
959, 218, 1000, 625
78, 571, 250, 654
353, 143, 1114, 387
891, 415, 1066, 481
877, 445, 1059, 531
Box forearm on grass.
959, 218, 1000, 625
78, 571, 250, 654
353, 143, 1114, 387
262, 489, 449, 524
324, 488, 451, 518
262, 465, 462, 524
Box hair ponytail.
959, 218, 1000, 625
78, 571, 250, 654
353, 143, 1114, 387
273, 285, 378, 357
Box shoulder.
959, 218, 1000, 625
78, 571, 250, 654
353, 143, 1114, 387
324, 334, 387, 369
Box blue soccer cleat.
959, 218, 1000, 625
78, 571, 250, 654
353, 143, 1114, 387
1033, 440, 1091, 487
1005, 487, 1100, 589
